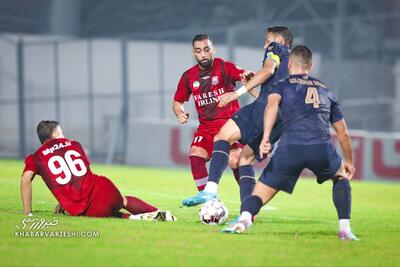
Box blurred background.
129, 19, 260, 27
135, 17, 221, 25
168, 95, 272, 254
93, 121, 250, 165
0, 0, 399, 180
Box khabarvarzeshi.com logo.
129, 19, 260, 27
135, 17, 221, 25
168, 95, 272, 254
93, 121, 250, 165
15, 216, 99, 238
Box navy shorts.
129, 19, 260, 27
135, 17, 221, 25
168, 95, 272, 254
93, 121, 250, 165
232, 101, 282, 162
231, 101, 264, 145
259, 143, 342, 194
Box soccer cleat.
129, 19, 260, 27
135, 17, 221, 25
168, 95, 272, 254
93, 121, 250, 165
221, 218, 252, 234
154, 210, 177, 222
227, 215, 257, 226
181, 191, 218, 207
129, 212, 156, 221
129, 210, 177, 222
338, 231, 359, 241
227, 215, 240, 226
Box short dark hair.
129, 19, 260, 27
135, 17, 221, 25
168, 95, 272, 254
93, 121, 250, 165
192, 34, 213, 46
37, 120, 60, 144
290, 45, 313, 68
267, 26, 293, 48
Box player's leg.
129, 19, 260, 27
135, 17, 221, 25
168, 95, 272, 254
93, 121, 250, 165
237, 133, 268, 206
222, 181, 279, 234
205, 118, 242, 190
310, 143, 358, 240
238, 145, 257, 203
122, 195, 157, 214
121, 196, 177, 221
223, 145, 303, 234
189, 145, 209, 191
332, 164, 357, 240
182, 119, 241, 206
84, 176, 124, 218
228, 146, 241, 185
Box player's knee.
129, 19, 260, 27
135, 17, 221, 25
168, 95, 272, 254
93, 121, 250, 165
228, 151, 240, 169
239, 147, 256, 166
214, 123, 238, 143
214, 132, 227, 142
189, 146, 209, 159
239, 155, 255, 166
122, 196, 128, 207
332, 175, 350, 185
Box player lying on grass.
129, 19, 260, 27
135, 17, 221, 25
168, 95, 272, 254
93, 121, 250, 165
223, 45, 358, 240
21, 120, 176, 221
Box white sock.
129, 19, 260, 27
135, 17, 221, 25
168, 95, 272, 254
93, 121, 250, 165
240, 211, 253, 221
203, 181, 218, 193
339, 219, 351, 233
239, 211, 253, 229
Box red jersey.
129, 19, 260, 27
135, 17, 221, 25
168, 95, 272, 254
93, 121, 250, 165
174, 58, 244, 129
23, 138, 97, 216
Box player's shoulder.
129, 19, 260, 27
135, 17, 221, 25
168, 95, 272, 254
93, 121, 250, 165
67, 139, 84, 148
182, 64, 199, 78
216, 58, 243, 71
309, 76, 329, 90
272, 77, 289, 87
24, 153, 35, 163
269, 77, 288, 94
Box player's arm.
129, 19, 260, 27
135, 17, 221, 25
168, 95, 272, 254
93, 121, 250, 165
247, 87, 259, 98
259, 93, 282, 158
174, 73, 191, 123
54, 202, 65, 214
173, 100, 189, 124
332, 119, 355, 179
218, 59, 278, 107
241, 71, 259, 98
20, 171, 35, 215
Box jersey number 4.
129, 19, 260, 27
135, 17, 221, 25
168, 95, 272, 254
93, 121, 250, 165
305, 87, 320, 108
47, 150, 88, 185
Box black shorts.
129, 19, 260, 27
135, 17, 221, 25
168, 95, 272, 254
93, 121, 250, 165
259, 143, 342, 193
232, 101, 281, 162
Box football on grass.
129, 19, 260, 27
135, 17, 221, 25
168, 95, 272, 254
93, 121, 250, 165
199, 200, 228, 225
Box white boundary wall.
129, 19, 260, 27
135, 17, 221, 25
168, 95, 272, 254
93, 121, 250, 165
127, 120, 400, 181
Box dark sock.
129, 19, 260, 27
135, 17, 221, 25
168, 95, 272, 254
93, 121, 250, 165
240, 195, 263, 216
190, 156, 208, 191
239, 165, 256, 203
232, 168, 240, 185
124, 196, 158, 215
208, 140, 230, 184
332, 179, 352, 219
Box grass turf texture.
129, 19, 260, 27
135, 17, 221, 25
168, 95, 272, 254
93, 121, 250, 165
0, 159, 399, 267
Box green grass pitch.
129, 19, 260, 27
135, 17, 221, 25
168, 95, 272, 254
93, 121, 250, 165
0, 159, 399, 266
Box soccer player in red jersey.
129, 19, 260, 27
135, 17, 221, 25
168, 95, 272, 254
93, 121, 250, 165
21, 120, 176, 221
173, 34, 255, 193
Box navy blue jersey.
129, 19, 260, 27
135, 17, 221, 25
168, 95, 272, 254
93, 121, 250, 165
270, 74, 344, 145
256, 42, 290, 105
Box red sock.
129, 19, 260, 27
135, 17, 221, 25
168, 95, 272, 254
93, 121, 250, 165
232, 168, 240, 185
120, 212, 131, 219
112, 211, 131, 219
124, 196, 158, 215
190, 156, 209, 191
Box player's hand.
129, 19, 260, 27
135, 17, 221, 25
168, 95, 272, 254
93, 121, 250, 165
54, 203, 65, 214
218, 92, 239, 107
240, 71, 255, 85
343, 161, 355, 180
178, 112, 189, 124
259, 138, 272, 159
